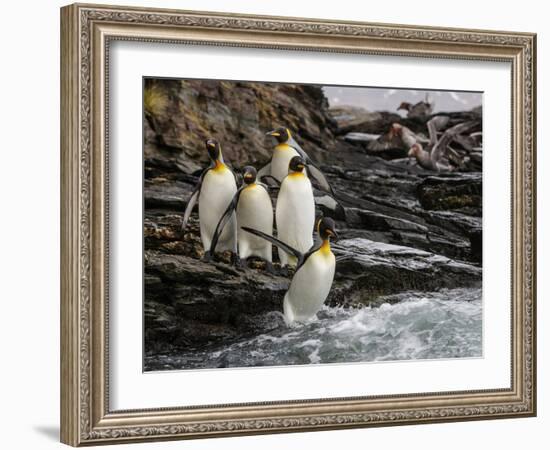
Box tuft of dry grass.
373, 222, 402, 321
144, 82, 168, 117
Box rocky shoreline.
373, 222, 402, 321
143, 79, 482, 359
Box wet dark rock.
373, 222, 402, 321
417, 174, 482, 212
343, 132, 380, 144
470, 151, 483, 164
468, 228, 483, 263
145, 250, 289, 353
144, 178, 192, 210
329, 106, 402, 135
345, 207, 429, 233
341, 131, 415, 160
421, 210, 482, 236
330, 238, 481, 307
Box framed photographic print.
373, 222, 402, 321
60, 3, 537, 446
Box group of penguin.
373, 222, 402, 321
181, 127, 340, 325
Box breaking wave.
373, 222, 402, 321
146, 288, 482, 371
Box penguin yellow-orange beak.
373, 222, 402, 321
326, 229, 338, 240
266, 130, 280, 137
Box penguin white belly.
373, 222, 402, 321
236, 185, 273, 261
198, 168, 237, 252
284, 250, 336, 324
270, 145, 299, 182
276, 174, 315, 266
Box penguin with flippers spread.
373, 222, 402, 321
243, 217, 338, 325
181, 138, 238, 260
210, 166, 274, 271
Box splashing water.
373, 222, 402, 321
145, 288, 482, 371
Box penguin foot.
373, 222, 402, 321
202, 251, 213, 263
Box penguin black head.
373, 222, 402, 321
242, 166, 257, 185
288, 155, 306, 174
317, 217, 338, 241
266, 127, 291, 144
205, 139, 222, 161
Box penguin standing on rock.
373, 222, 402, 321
181, 139, 238, 260
243, 217, 338, 325
275, 156, 315, 267
260, 127, 335, 195
210, 166, 274, 270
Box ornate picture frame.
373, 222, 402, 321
60, 3, 536, 446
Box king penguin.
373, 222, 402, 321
210, 166, 274, 270
275, 156, 315, 267
243, 217, 338, 325
260, 127, 335, 195
260, 127, 344, 219
181, 139, 238, 259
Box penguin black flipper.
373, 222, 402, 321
241, 227, 305, 267
287, 136, 308, 158
294, 242, 326, 270
313, 190, 345, 220
257, 161, 272, 181
181, 174, 205, 232
181, 165, 214, 232
181, 188, 199, 232
209, 189, 243, 255
287, 136, 335, 196
259, 175, 280, 187
233, 169, 243, 187
259, 175, 281, 195
257, 182, 272, 193
306, 162, 336, 197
